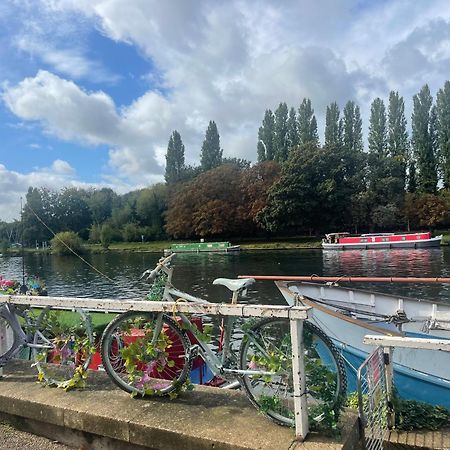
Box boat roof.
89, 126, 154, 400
325, 232, 350, 237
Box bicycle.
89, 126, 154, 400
0, 299, 94, 389
100, 254, 347, 427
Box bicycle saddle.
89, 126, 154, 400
212, 278, 255, 292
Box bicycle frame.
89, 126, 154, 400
154, 257, 274, 378
0, 303, 29, 365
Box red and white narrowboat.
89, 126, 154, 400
322, 231, 442, 250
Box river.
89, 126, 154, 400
1, 248, 450, 304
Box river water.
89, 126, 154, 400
1, 248, 450, 304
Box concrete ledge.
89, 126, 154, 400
0, 360, 359, 450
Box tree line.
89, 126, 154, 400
1, 82, 450, 247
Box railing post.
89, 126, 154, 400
290, 318, 309, 441
383, 346, 395, 428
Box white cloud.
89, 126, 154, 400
0, 161, 74, 221
2, 0, 450, 222
0, 161, 130, 221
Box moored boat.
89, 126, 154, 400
164, 241, 240, 255
322, 231, 442, 250
276, 280, 450, 408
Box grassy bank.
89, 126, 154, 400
3, 232, 448, 256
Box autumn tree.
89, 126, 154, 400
239, 161, 281, 229
165, 165, 250, 238
200, 121, 222, 171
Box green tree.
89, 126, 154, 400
343, 100, 363, 154
200, 121, 222, 171
100, 224, 113, 249
436, 80, 450, 188
287, 107, 299, 152
222, 157, 251, 170
388, 91, 408, 192
86, 188, 116, 224
324, 102, 343, 147
297, 98, 319, 146
56, 188, 91, 236
22, 187, 56, 244
136, 184, 167, 238
411, 85, 438, 193
273, 102, 289, 162
51, 231, 84, 255
368, 98, 387, 156
165, 130, 185, 183
259, 143, 351, 234
257, 109, 275, 161
367, 98, 388, 200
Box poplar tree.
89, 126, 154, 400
368, 98, 387, 156
388, 91, 408, 191
436, 80, 450, 188
367, 98, 397, 210
287, 107, 299, 151
324, 102, 343, 147
342, 100, 364, 195
411, 85, 437, 193
273, 102, 289, 162
200, 121, 222, 171
165, 130, 185, 184
257, 110, 275, 161
343, 101, 363, 154
297, 98, 319, 147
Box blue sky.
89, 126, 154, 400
1, 0, 450, 221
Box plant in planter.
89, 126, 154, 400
34, 309, 95, 391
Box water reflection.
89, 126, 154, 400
322, 248, 450, 301
0, 247, 449, 304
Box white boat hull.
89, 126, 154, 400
276, 281, 450, 407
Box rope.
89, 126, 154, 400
24, 203, 117, 285
172, 297, 188, 320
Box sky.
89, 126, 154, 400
1, 0, 450, 221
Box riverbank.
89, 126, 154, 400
2, 232, 449, 255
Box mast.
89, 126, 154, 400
20, 197, 26, 293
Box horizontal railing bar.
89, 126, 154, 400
2, 295, 311, 320
363, 334, 450, 351
238, 275, 450, 284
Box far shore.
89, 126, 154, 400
2, 232, 449, 256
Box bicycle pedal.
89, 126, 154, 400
189, 345, 199, 358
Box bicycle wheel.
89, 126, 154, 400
0, 312, 19, 361
239, 318, 347, 427
32, 307, 94, 389
100, 311, 192, 397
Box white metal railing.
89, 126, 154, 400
361, 334, 450, 449
1, 294, 312, 440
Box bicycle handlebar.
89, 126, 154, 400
140, 253, 176, 282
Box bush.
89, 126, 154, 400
51, 231, 84, 255
100, 224, 113, 249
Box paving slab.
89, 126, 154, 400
0, 360, 359, 450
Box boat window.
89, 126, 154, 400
382, 237, 389, 242
402, 236, 406, 241
360, 238, 368, 243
